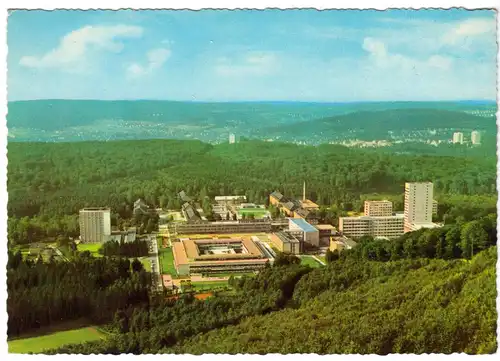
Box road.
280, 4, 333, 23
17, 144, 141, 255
312, 255, 326, 266
147, 234, 163, 293
49, 245, 69, 262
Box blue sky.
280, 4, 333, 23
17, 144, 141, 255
7, 9, 497, 102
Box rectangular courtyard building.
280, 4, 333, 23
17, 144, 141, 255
172, 237, 270, 275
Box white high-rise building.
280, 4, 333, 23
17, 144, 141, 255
404, 182, 435, 233
452, 132, 464, 144
471, 130, 481, 145
229, 133, 236, 144
79, 208, 111, 243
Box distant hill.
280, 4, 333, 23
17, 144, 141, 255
257, 108, 496, 141
7, 100, 496, 143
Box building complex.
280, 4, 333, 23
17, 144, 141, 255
339, 183, 441, 239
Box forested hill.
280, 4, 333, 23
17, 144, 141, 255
7, 100, 496, 143
171, 247, 497, 354
257, 108, 496, 141
47, 246, 497, 354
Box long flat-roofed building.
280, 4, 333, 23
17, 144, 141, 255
215, 195, 247, 205
79, 207, 111, 243
339, 214, 404, 239
175, 220, 272, 235
173, 237, 270, 275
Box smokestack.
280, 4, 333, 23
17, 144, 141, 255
303, 181, 306, 202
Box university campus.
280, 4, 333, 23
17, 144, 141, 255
5, 7, 498, 356
74, 180, 443, 295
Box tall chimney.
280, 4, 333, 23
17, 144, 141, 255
303, 181, 306, 202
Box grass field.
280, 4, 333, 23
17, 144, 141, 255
300, 256, 323, 268
159, 247, 177, 276
76, 243, 103, 257
238, 208, 270, 219
317, 255, 326, 263
8, 327, 106, 354
139, 257, 151, 272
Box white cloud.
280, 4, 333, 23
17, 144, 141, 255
126, 48, 171, 79
19, 25, 143, 71
215, 51, 277, 76
363, 37, 453, 73
443, 17, 496, 43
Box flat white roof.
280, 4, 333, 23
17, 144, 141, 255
215, 195, 247, 200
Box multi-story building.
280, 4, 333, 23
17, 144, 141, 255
452, 132, 464, 144
471, 130, 481, 145
268, 232, 302, 254
288, 218, 320, 247
404, 182, 435, 233
229, 133, 236, 144
269, 191, 284, 206
79, 207, 111, 243
339, 214, 404, 239
432, 199, 438, 216
364, 200, 393, 217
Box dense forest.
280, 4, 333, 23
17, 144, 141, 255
43, 245, 497, 354
7, 252, 151, 337
7, 139, 496, 245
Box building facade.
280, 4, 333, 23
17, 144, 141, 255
471, 130, 481, 145
269, 232, 302, 254
404, 182, 434, 233
79, 208, 111, 243
339, 214, 404, 239
288, 218, 320, 247
175, 220, 272, 235
364, 200, 393, 217
452, 132, 464, 144
229, 133, 236, 144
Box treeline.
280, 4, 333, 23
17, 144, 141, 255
327, 213, 497, 263
44, 263, 312, 354
7, 253, 151, 338
99, 240, 149, 258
